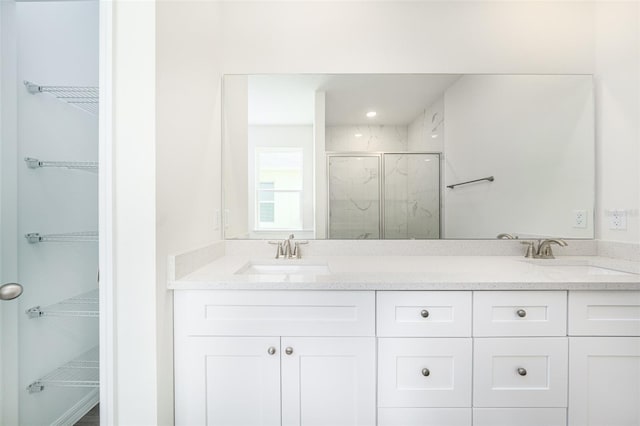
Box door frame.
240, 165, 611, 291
0, 0, 19, 424
99, 1, 115, 425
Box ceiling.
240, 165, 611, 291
247, 74, 462, 126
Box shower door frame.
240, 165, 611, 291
326, 152, 442, 240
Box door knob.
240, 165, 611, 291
267, 347, 276, 355
516, 309, 527, 318
0, 283, 23, 301
517, 367, 527, 376
420, 309, 430, 318
285, 347, 293, 355
421, 368, 430, 377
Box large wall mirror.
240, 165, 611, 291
223, 74, 594, 240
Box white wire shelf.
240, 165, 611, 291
27, 347, 99, 393
26, 289, 99, 319
24, 157, 98, 172
25, 231, 98, 244
24, 80, 99, 115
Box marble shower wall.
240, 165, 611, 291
326, 125, 408, 152
328, 156, 380, 239
384, 154, 441, 239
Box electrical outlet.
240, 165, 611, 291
608, 209, 627, 230
573, 210, 587, 229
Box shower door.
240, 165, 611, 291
383, 153, 441, 239
328, 155, 381, 239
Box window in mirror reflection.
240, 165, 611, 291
254, 147, 304, 231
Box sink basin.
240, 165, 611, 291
236, 261, 331, 275
553, 265, 637, 276
528, 262, 638, 276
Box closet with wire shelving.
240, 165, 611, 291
2, 2, 100, 424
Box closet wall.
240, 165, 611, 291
17, 2, 99, 425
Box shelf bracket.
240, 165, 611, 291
24, 157, 41, 169
25, 233, 42, 244
26, 306, 44, 319
24, 81, 42, 94
27, 382, 44, 393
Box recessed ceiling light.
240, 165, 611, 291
366, 111, 377, 118
354, 133, 363, 138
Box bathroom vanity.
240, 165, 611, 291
171, 248, 640, 426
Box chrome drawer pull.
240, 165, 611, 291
420, 309, 430, 318
285, 347, 294, 355
517, 367, 527, 376
516, 309, 527, 318
421, 368, 430, 377
267, 347, 276, 355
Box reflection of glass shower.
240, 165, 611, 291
328, 153, 440, 239
328, 155, 381, 239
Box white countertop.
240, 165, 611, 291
168, 255, 640, 291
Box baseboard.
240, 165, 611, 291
50, 388, 99, 426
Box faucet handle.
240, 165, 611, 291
520, 241, 535, 258
268, 241, 284, 259
292, 241, 308, 259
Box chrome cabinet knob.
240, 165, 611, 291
421, 368, 430, 377
285, 347, 293, 355
0, 283, 23, 301
420, 309, 430, 318
267, 347, 276, 355
517, 367, 527, 376
516, 309, 527, 318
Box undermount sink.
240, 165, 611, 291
528, 262, 638, 276
236, 261, 331, 275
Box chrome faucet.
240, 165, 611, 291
268, 234, 308, 259
521, 239, 568, 259
497, 233, 517, 240
536, 239, 568, 259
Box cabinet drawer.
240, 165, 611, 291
569, 291, 640, 336
473, 408, 566, 426
378, 408, 471, 426
473, 338, 568, 407
378, 338, 472, 408
175, 290, 375, 336
473, 291, 567, 336
377, 291, 471, 337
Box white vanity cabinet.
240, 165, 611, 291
174, 288, 640, 426
174, 290, 377, 426
568, 291, 640, 426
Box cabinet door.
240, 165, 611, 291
569, 337, 640, 426
281, 337, 376, 426
174, 337, 281, 426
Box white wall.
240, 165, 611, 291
594, 1, 640, 243
443, 74, 594, 239
156, 1, 223, 425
